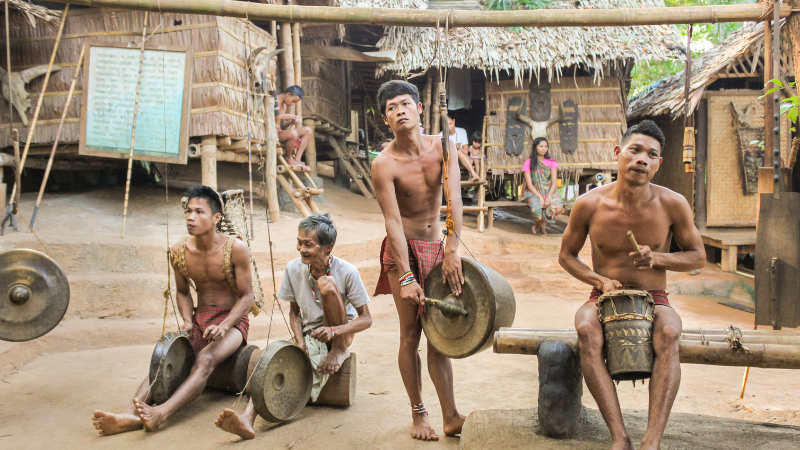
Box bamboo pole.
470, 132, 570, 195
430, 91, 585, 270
478, 116, 487, 232
29, 42, 87, 230
329, 136, 373, 199
44, 1, 792, 28
121, 9, 147, 239
423, 71, 432, 133
276, 173, 311, 216
279, 23, 294, 89
244, 26, 255, 240
431, 71, 441, 136
265, 94, 280, 222
201, 135, 218, 189
5, 6, 69, 226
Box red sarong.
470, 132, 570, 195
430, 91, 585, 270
374, 237, 444, 296
190, 306, 249, 355
588, 288, 671, 308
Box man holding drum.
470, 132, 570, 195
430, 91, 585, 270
216, 213, 373, 440
371, 80, 466, 441
559, 120, 705, 450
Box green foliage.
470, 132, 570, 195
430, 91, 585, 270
484, 0, 552, 10
761, 79, 799, 128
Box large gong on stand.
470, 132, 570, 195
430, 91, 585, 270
0, 249, 70, 342
423, 257, 516, 359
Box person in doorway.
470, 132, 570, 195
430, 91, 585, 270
522, 137, 563, 235
92, 186, 254, 436
277, 85, 313, 170
466, 130, 483, 175
215, 213, 372, 440
438, 114, 480, 181
559, 120, 705, 450
372, 80, 466, 441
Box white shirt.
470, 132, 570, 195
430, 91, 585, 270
438, 127, 469, 148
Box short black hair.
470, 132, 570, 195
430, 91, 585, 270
470, 131, 482, 144
185, 185, 223, 215
298, 213, 337, 248
377, 80, 419, 115
621, 120, 665, 152
284, 85, 304, 99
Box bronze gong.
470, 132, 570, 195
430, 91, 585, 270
149, 332, 195, 404
250, 340, 313, 422
0, 249, 70, 342
423, 257, 516, 359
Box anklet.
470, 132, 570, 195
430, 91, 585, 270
411, 402, 428, 415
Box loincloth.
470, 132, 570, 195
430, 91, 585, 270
190, 306, 249, 355
374, 237, 444, 296
587, 288, 671, 308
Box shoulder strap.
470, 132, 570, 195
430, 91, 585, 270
174, 237, 190, 280
222, 235, 239, 295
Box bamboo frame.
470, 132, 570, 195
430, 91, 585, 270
44, 1, 791, 28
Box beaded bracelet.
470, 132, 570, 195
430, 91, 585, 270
399, 272, 417, 286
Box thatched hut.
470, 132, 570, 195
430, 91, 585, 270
627, 21, 794, 272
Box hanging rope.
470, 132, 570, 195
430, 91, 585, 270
682, 25, 695, 173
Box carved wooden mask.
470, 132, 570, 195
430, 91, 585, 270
559, 100, 579, 154
505, 97, 527, 156
529, 81, 552, 122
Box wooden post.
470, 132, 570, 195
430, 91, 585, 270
265, 95, 280, 222
329, 137, 373, 199
764, 19, 774, 169
694, 98, 708, 231
478, 116, 488, 232
423, 71, 433, 133
277, 174, 311, 216
201, 135, 218, 189
292, 23, 303, 119
431, 71, 441, 135
304, 118, 317, 178
279, 23, 295, 89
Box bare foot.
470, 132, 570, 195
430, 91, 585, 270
538, 222, 548, 236
299, 162, 311, 171
531, 225, 539, 235
611, 437, 634, 450
92, 411, 143, 436
284, 157, 300, 168
411, 413, 439, 441
470, 174, 480, 182
443, 413, 466, 436
133, 398, 166, 432
318, 346, 350, 374
215, 409, 255, 440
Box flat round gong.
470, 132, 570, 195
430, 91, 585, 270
250, 340, 313, 423
0, 249, 70, 342
149, 332, 195, 405
423, 258, 516, 359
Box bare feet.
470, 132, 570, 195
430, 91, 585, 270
470, 173, 480, 182
299, 162, 311, 171
318, 346, 350, 374
92, 411, 143, 436
538, 221, 548, 236
443, 413, 466, 436
133, 398, 167, 432
640, 438, 661, 450
411, 413, 439, 441
531, 225, 539, 235
215, 409, 255, 440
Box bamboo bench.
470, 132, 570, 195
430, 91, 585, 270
700, 229, 756, 273
484, 200, 527, 229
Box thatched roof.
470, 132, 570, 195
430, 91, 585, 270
627, 21, 778, 120
7, 0, 62, 27
350, 0, 682, 82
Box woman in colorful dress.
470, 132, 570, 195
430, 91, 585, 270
522, 137, 563, 235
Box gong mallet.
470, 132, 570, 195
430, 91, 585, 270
426, 298, 468, 316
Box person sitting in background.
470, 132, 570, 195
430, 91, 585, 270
522, 137, 563, 236
277, 85, 313, 170
466, 131, 483, 175
437, 115, 480, 181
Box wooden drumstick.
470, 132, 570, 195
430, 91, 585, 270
627, 230, 640, 252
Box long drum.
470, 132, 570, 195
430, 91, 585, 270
149, 332, 195, 404
597, 290, 655, 381
423, 257, 516, 359
249, 340, 313, 422
207, 344, 259, 393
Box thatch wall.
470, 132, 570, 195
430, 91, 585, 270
486, 77, 625, 177
0, 8, 277, 149
302, 57, 349, 128
647, 114, 694, 206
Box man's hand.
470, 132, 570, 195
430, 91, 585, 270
442, 251, 465, 295
203, 324, 228, 341
401, 281, 426, 305
180, 321, 193, 335
600, 279, 623, 293
310, 326, 335, 343
630, 245, 655, 270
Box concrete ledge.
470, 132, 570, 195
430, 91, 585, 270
460, 408, 800, 450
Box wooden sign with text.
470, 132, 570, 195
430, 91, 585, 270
80, 41, 193, 164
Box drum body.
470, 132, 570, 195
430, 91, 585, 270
423, 258, 516, 359
149, 332, 195, 404
596, 290, 655, 381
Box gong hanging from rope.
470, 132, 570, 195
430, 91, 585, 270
149, 332, 195, 404
422, 257, 516, 359
249, 340, 313, 423
0, 249, 70, 342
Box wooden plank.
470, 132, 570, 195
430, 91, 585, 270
485, 200, 527, 207
329, 138, 373, 199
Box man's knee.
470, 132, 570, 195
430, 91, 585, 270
655, 322, 681, 353
193, 351, 217, 377
317, 275, 338, 297
290, 130, 299, 139
301, 126, 312, 135
399, 325, 422, 348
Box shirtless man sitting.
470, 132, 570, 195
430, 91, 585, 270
92, 185, 254, 435
216, 213, 372, 440
277, 85, 313, 170
558, 120, 705, 450
372, 80, 466, 441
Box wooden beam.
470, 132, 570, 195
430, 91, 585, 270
201, 135, 218, 189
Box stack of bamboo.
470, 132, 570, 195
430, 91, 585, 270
494, 327, 800, 369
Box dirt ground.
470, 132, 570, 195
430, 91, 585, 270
1, 166, 799, 449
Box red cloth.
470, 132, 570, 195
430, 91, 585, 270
374, 237, 444, 296
588, 288, 670, 307
190, 306, 249, 355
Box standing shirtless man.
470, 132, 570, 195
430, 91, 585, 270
372, 80, 466, 441
92, 185, 254, 435
277, 85, 313, 170
559, 121, 705, 450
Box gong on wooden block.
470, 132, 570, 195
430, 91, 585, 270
149, 332, 195, 404
423, 258, 516, 359
248, 340, 313, 422
0, 249, 70, 342
311, 352, 357, 407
